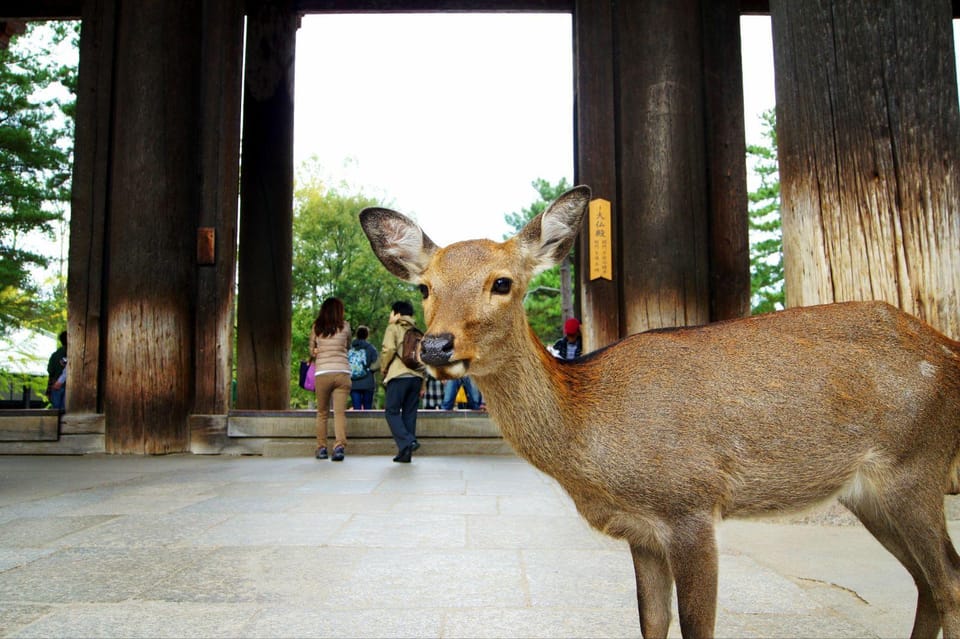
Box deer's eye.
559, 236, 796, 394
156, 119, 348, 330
418, 284, 429, 299
491, 278, 512, 295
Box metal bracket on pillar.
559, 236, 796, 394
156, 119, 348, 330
197, 227, 216, 265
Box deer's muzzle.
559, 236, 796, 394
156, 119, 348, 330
420, 332, 455, 365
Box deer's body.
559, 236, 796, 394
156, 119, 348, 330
360, 186, 960, 638
483, 301, 960, 525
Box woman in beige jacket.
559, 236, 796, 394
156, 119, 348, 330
310, 297, 351, 461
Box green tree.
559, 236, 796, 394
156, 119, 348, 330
504, 177, 572, 345
290, 161, 421, 406
747, 109, 783, 314
0, 22, 77, 336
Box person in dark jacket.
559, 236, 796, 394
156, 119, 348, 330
46, 331, 67, 410
552, 317, 583, 361
348, 325, 380, 410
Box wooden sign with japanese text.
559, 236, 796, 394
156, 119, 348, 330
589, 198, 612, 281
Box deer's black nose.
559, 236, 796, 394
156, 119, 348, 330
420, 333, 454, 365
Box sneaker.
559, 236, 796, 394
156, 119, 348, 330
315, 446, 328, 460
331, 446, 345, 462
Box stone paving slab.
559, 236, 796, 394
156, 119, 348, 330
1, 454, 957, 638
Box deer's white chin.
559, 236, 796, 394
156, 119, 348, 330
427, 360, 469, 380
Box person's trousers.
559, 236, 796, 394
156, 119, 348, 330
384, 376, 421, 450
441, 377, 480, 410
314, 372, 351, 449
351, 388, 374, 410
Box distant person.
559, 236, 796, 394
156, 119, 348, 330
46, 331, 67, 411
552, 318, 583, 361
422, 373, 444, 410
441, 376, 482, 410
381, 300, 424, 463
349, 325, 380, 410
310, 298, 352, 462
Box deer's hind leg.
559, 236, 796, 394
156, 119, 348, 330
629, 543, 674, 639
842, 472, 960, 639
840, 494, 942, 638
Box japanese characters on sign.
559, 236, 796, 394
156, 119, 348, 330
589, 198, 612, 281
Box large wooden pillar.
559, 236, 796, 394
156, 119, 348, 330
102, 0, 202, 452
574, 0, 748, 346
702, 0, 751, 322
235, 0, 297, 409
195, 0, 244, 415
574, 0, 620, 351
68, 0, 116, 415
771, 0, 960, 339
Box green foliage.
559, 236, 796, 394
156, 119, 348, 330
289, 160, 422, 407
0, 22, 77, 337
747, 109, 784, 315
0, 372, 47, 406
503, 178, 573, 345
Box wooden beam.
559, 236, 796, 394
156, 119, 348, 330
739, 0, 769, 15
292, 0, 571, 12
0, 1, 81, 19
7, 1, 960, 24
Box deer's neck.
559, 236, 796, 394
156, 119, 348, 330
473, 335, 574, 471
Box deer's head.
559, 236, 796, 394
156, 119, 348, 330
360, 186, 591, 379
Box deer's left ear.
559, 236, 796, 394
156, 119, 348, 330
360, 207, 439, 282
516, 186, 591, 275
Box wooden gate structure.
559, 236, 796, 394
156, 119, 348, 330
5, 0, 960, 453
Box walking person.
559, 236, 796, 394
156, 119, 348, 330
381, 300, 424, 463
310, 298, 352, 462
46, 331, 67, 411
349, 325, 379, 410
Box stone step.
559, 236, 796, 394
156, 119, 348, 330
191, 409, 507, 456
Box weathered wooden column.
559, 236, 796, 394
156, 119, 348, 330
68, 0, 116, 416
574, 0, 748, 344
771, 0, 960, 339
574, 0, 619, 351
702, 0, 751, 322
102, 0, 202, 452
194, 0, 244, 416
236, 0, 297, 408
619, 0, 709, 334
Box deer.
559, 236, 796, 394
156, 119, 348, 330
359, 185, 960, 639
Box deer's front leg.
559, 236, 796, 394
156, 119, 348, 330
667, 516, 718, 639
630, 543, 674, 639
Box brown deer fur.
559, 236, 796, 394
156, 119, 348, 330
360, 186, 960, 639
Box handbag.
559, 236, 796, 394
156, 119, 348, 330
299, 361, 316, 391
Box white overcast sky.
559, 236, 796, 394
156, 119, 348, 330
294, 14, 960, 247
293, 14, 779, 247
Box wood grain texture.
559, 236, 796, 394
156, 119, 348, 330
772, 0, 960, 338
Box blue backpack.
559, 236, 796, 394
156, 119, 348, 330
348, 346, 368, 380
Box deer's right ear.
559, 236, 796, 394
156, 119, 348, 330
516, 185, 591, 274
359, 208, 439, 282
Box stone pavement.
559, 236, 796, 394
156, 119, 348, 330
0, 453, 956, 638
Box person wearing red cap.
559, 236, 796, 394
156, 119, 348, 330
552, 317, 583, 360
